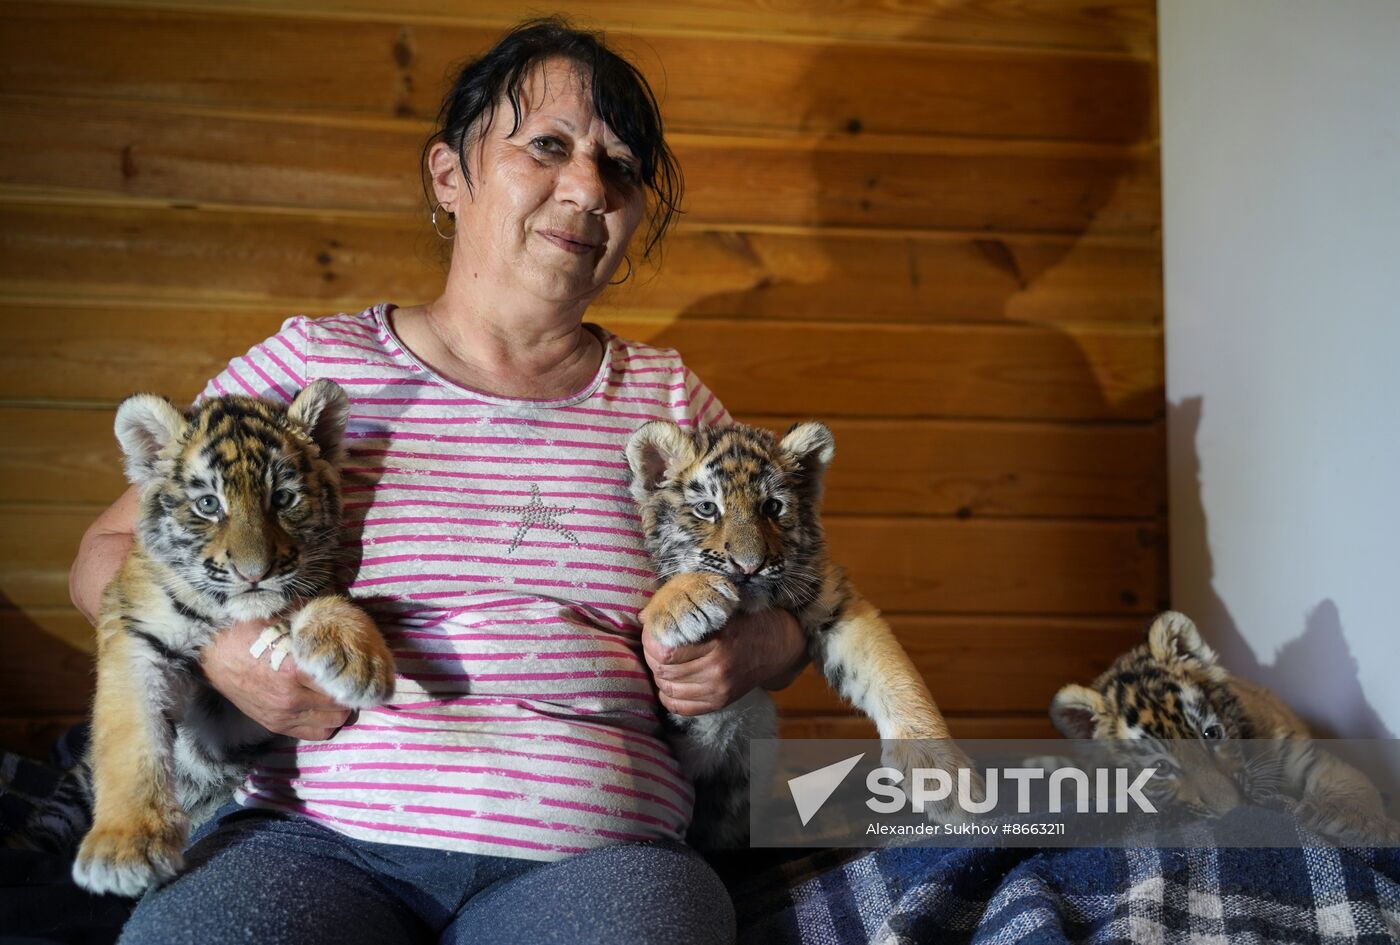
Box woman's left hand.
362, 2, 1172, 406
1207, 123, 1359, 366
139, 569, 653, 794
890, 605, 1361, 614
643, 608, 809, 716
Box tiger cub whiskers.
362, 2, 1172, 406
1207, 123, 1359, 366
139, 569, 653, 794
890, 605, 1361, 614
70, 381, 396, 897
627, 420, 974, 849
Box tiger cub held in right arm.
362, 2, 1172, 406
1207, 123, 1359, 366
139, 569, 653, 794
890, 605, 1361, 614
74, 381, 395, 897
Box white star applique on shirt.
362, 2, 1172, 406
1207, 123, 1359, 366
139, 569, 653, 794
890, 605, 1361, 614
488, 483, 582, 553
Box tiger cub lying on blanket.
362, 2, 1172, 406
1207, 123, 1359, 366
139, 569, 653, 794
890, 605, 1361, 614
71, 381, 395, 896
627, 420, 972, 848
1052, 611, 1400, 846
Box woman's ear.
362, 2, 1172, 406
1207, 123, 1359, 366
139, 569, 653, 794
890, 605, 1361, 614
428, 140, 467, 211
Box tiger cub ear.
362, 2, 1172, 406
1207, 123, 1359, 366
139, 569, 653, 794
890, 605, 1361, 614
287, 379, 349, 465
626, 421, 698, 498
780, 421, 835, 474
114, 393, 189, 485
1146, 611, 1217, 666
1050, 684, 1106, 739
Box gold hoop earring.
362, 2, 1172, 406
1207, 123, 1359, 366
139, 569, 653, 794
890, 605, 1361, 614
607, 255, 633, 286
431, 202, 455, 240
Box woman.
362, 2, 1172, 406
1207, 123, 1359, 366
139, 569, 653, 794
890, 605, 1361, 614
69, 20, 808, 945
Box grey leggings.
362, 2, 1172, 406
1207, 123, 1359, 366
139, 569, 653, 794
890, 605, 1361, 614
118, 806, 736, 945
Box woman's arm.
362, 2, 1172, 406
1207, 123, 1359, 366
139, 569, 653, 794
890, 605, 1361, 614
69, 485, 141, 624
642, 608, 810, 716
70, 487, 350, 740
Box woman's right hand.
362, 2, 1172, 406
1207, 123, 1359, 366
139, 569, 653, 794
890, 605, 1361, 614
201, 621, 352, 741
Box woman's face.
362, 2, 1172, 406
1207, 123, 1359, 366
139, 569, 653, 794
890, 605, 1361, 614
436, 57, 648, 308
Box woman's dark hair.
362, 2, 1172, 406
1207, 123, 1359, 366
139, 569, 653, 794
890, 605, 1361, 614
422, 17, 682, 260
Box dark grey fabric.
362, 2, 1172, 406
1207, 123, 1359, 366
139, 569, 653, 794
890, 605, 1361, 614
117, 806, 734, 945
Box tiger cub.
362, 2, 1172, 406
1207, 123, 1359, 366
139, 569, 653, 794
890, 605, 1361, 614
72, 381, 396, 896
626, 420, 972, 848
1052, 611, 1400, 846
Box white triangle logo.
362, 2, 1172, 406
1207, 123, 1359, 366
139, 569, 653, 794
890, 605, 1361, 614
787, 753, 865, 826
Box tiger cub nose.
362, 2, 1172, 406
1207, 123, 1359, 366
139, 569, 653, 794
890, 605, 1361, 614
230, 561, 272, 585
728, 554, 765, 576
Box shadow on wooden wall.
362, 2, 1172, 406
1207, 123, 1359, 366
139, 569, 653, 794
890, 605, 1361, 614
0, 1, 1165, 751
0, 592, 91, 756
629, 18, 1164, 738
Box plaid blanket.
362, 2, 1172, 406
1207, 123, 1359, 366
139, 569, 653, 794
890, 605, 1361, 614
2, 748, 132, 945
730, 825, 1400, 944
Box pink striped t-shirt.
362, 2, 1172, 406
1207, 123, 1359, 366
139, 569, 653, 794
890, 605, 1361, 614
203, 302, 730, 861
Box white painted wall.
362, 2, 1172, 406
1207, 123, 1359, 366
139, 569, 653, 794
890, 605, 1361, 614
1160, 0, 1400, 740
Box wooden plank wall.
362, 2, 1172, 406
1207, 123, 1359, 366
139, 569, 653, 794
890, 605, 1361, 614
0, 0, 1164, 754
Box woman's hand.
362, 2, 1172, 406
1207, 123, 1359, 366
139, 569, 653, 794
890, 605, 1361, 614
201, 621, 351, 741
643, 607, 809, 716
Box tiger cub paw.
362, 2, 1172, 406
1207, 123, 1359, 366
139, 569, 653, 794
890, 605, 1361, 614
882, 738, 984, 827
1295, 800, 1400, 847
289, 596, 396, 709
72, 814, 186, 897
642, 573, 740, 648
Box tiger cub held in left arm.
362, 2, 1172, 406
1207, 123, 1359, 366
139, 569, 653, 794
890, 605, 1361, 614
627, 420, 974, 849
74, 381, 395, 897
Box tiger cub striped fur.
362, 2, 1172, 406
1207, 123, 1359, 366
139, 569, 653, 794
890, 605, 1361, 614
1052, 611, 1400, 846
72, 381, 396, 897
626, 420, 972, 849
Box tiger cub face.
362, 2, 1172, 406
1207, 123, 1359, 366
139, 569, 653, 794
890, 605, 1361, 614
1051, 611, 1258, 816
626, 421, 835, 606
115, 380, 349, 621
